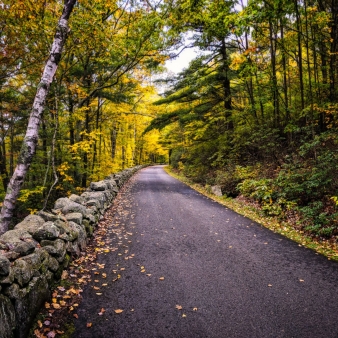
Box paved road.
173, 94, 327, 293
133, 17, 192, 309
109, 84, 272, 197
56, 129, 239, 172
73, 166, 338, 337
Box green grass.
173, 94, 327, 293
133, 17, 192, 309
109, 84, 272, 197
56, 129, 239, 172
164, 166, 338, 262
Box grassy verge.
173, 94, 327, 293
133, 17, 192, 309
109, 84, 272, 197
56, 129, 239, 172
164, 166, 338, 262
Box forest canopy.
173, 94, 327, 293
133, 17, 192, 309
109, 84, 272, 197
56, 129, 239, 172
0, 0, 337, 238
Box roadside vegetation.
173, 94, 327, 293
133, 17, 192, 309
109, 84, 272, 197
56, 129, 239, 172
165, 166, 338, 262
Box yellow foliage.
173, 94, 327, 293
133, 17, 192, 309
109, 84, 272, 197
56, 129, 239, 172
230, 52, 246, 70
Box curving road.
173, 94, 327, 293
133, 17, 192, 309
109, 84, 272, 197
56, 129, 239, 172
73, 165, 338, 337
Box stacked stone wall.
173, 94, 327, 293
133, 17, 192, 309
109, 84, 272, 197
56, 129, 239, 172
0, 166, 142, 338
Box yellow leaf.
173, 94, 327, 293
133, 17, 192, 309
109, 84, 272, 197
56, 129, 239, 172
86, 322, 92, 328
299, 279, 304, 282
114, 309, 124, 314
193, 307, 198, 311
159, 277, 165, 281
52, 303, 61, 309
175, 305, 182, 310
268, 284, 272, 287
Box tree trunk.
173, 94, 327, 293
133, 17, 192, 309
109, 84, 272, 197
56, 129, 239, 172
0, 0, 77, 235
294, 0, 305, 112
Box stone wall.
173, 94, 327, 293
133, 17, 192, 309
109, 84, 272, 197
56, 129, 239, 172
0, 166, 142, 338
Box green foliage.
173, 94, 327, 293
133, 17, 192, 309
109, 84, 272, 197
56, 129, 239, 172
300, 201, 338, 238
170, 148, 186, 169
276, 133, 338, 204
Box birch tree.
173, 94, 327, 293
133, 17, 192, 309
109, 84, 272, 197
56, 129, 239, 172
0, 0, 77, 235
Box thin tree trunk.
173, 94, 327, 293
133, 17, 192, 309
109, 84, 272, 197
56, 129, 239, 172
269, 17, 280, 128
0, 0, 77, 235
43, 83, 59, 210
294, 0, 305, 112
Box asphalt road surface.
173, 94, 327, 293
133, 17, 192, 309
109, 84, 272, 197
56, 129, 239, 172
73, 165, 338, 338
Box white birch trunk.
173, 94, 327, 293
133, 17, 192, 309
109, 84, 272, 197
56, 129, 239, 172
0, 0, 77, 235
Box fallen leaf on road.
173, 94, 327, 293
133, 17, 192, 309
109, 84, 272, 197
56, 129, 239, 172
193, 308, 198, 311
61, 271, 68, 280
96, 293, 102, 295
268, 284, 272, 287
299, 279, 304, 282
176, 305, 183, 310
159, 277, 165, 281
86, 323, 92, 328
73, 314, 78, 319
114, 309, 124, 314
98, 308, 106, 315
182, 314, 187, 318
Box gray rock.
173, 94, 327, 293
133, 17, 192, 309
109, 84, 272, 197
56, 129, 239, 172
31, 222, 60, 241
69, 194, 85, 205
53, 220, 77, 241
54, 198, 87, 215
90, 181, 108, 191
37, 210, 67, 223
211, 185, 223, 196
0, 255, 11, 276
0, 267, 14, 284
84, 214, 96, 225
65, 212, 83, 225
42, 239, 66, 262
14, 215, 45, 233
0, 229, 33, 242
0, 294, 16, 338
13, 260, 32, 287
0, 229, 37, 256
66, 240, 80, 255
2, 251, 20, 261
20, 248, 49, 271
68, 222, 87, 250
3, 283, 20, 299
8, 241, 36, 256
14, 275, 50, 338
81, 191, 107, 208
47, 256, 59, 272
85, 199, 101, 209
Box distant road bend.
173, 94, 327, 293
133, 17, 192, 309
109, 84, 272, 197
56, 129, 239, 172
74, 165, 338, 338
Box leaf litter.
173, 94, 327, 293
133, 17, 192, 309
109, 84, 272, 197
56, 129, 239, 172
32, 175, 140, 337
